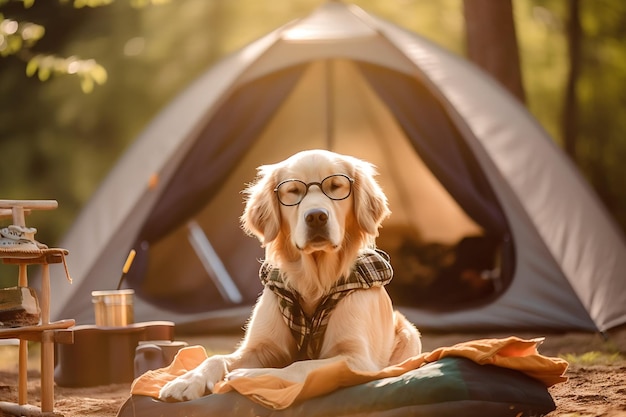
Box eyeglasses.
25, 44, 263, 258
274, 174, 354, 206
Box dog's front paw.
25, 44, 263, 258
158, 357, 228, 401
158, 369, 208, 402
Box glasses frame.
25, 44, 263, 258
274, 174, 355, 207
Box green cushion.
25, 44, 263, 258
116, 357, 556, 417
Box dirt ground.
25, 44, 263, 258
1, 328, 625, 417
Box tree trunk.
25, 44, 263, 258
463, 0, 526, 104
562, 0, 581, 161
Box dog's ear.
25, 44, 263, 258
352, 159, 391, 237
241, 164, 281, 245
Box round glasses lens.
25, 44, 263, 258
322, 175, 351, 200
277, 180, 306, 205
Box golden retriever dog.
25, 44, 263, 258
159, 149, 421, 401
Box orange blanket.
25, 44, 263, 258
131, 336, 568, 410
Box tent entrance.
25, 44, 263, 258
128, 59, 514, 314
347, 61, 515, 310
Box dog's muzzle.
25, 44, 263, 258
304, 208, 330, 243
305, 208, 328, 228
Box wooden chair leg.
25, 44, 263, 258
41, 264, 50, 324
41, 330, 55, 412
18, 340, 28, 405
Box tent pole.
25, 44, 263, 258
186, 220, 243, 304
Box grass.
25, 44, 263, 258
559, 351, 625, 366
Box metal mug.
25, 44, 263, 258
91, 289, 134, 326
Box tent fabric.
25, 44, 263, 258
43, 2, 626, 333
136, 65, 308, 245
357, 62, 509, 236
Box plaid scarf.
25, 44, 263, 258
259, 249, 393, 360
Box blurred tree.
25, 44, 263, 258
562, 0, 581, 161
465, 0, 626, 233
572, 0, 626, 229
463, 0, 526, 103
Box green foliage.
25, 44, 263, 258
516, 0, 626, 231
515, 0, 568, 142
575, 1, 626, 229
26, 54, 107, 92
0, 0, 170, 93
0, 13, 44, 56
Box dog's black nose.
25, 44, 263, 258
305, 208, 329, 228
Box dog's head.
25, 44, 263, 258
241, 150, 390, 262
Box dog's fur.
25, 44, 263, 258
159, 149, 421, 401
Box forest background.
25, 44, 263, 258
0, 0, 624, 288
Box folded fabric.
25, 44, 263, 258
131, 336, 568, 410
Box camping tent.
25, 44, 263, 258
46, 1, 626, 333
